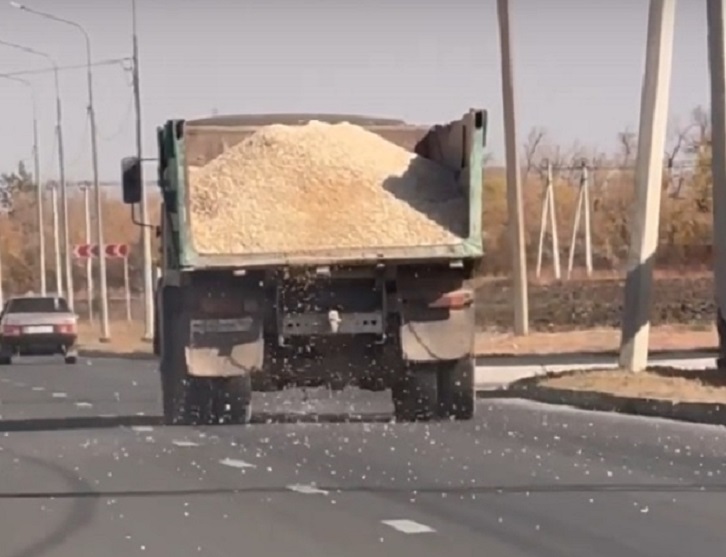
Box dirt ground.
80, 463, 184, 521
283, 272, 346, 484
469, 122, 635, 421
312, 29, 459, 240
77, 321, 152, 356
475, 271, 715, 332
540, 367, 726, 404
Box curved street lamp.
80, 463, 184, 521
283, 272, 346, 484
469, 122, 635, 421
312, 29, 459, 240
0, 40, 68, 298
11, 1, 108, 338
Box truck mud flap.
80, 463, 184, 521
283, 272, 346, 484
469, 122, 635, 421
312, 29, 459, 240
399, 304, 475, 362
185, 317, 263, 378
397, 272, 475, 362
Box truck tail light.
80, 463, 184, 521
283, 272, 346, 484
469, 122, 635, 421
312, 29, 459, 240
428, 289, 473, 310
2, 325, 22, 336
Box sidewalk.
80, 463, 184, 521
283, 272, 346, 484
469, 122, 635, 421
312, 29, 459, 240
474, 351, 717, 391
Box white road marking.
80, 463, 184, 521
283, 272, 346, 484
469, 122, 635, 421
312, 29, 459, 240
75, 402, 93, 408
286, 484, 329, 495
51, 392, 67, 398
381, 520, 436, 534
172, 440, 200, 448
131, 426, 154, 433
219, 457, 256, 469
31, 387, 45, 392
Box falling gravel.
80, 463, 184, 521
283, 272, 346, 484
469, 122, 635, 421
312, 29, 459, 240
187, 120, 468, 254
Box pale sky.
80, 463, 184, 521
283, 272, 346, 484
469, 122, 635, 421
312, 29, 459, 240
0, 0, 711, 183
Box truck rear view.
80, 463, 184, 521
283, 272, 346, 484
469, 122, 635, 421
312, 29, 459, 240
121, 110, 487, 426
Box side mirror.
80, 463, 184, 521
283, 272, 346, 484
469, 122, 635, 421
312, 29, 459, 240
121, 156, 142, 204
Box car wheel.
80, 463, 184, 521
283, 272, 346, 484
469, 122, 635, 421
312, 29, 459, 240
0, 345, 11, 365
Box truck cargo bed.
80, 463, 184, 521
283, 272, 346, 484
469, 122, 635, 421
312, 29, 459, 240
173, 110, 487, 269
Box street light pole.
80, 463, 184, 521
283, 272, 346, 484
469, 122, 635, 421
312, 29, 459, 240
12, 1, 109, 338
131, 0, 153, 341
0, 50, 47, 296
0, 74, 44, 295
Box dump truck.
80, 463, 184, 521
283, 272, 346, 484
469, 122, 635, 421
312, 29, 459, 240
120, 110, 487, 425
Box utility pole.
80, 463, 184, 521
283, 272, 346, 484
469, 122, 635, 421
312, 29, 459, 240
707, 0, 726, 368
132, 0, 153, 341
32, 94, 45, 295
81, 183, 93, 321
50, 184, 62, 295
497, 0, 529, 335
619, 0, 676, 372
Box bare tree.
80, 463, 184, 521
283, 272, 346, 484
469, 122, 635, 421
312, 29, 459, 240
522, 127, 547, 177
664, 120, 695, 198
617, 128, 637, 165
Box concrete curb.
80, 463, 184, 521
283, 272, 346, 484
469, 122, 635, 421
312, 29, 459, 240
80, 350, 156, 361
478, 373, 726, 427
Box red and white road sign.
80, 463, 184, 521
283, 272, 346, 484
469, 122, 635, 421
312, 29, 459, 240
72, 244, 129, 259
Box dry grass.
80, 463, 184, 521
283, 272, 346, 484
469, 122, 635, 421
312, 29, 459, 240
541, 367, 726, 404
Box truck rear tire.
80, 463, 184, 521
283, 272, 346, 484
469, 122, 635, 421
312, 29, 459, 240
437, 357, 475, 420
211, 376, 253, 424
159, 286, 253, 426
392, 365, 438, 422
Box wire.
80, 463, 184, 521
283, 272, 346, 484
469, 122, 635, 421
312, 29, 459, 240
530, 160, 700, 173
0, 57, 132, 78
96, 93, 134, 142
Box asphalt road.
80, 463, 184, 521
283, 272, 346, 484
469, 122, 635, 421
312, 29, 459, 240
0, 357, 725, 557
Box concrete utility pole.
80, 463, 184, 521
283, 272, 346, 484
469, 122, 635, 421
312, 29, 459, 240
131, 0, 154, 342
496, 0, 529, 335
707, 0, 726, 367
619, 0, 676, 372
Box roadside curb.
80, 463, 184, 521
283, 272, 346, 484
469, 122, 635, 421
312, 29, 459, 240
80, 350, 156, 361
477, 373, 726, 427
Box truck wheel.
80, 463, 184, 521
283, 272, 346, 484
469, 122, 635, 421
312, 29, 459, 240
437, 358, 475, 420
717, 308, 726, 370
152, 312, 160, 356
159, 286, 207, 425
211, 376, 253, 424
358, 376, 386, 392
392, 365, 438, 422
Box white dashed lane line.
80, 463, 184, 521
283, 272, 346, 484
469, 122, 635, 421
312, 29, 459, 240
51, 392, 67, 399
286, 484, 329, 495
131, 426, 154, 433
75, 402, 93, 408
219, 458, 256, 469
171, 440, 200, 447
31, 387, 44, 392
381, 520, 436, 534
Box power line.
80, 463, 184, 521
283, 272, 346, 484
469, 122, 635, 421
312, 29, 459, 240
0, 57, 131, 78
